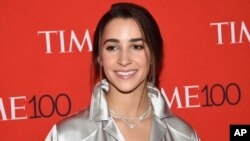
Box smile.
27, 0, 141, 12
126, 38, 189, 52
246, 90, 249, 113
115, 70, 136, 79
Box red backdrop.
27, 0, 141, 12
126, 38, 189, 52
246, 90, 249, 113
0, 0, 249, 140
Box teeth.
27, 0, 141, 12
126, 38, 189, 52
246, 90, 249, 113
116, 71, 135, 76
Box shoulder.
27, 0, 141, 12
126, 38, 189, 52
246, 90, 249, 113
163, 115, 199, 140
57, 107, 92, 128
55, 107, 99, 140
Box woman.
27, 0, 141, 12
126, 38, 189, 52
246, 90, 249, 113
45, 2, 200, 141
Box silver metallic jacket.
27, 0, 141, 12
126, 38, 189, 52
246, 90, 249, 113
45, 80, 200, 141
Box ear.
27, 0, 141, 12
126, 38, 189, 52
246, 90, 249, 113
97, 57, 103, 66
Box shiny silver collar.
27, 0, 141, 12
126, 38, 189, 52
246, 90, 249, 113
89, 80, 173, 121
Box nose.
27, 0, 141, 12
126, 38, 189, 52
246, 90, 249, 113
117, 48, 132, 66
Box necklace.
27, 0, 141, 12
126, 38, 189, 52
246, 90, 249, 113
109, 103, 152, 128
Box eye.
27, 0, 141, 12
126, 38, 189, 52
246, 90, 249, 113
106, 45, 117, 51
131, 44, 144, 50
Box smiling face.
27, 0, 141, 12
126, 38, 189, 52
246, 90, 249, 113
100, 18, 151, 94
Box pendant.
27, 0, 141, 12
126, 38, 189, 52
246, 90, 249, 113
129, 124, 135, 128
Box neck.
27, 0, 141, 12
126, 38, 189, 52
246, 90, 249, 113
106, 82, 150, 117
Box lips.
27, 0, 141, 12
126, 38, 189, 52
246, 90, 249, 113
115, 70, 136, 79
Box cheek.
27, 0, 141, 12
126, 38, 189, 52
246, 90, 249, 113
138, 50, 151, 67
134, 54, 151, 70
144, 52, 152, 74
101, 55, 115, 72
100, 50, 111, 65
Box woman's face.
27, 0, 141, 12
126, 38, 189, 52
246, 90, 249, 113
100, 18, 151, 93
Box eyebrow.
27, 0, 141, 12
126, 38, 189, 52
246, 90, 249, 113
103, 38, 145, 45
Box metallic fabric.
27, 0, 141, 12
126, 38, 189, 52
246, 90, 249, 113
45, 80, 200, 141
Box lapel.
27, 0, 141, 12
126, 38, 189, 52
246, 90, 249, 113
150, 117, 167, 141
148, 83, 174, 141
89, 80, 109, 121
147, 83, 172, 118
103, 120, 125, 141
89, 80, 124, 141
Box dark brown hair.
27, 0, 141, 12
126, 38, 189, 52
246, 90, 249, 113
92, 2, 163, 87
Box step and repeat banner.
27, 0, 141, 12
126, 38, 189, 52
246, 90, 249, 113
1, 0, 249, 140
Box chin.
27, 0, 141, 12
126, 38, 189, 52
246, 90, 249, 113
113, 80, 147, 94
116, 87, 137, 94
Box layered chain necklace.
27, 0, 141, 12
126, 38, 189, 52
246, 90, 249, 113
109, 102, 152, 128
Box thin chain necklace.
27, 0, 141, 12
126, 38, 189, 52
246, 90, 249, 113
109, 102, 152, 128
